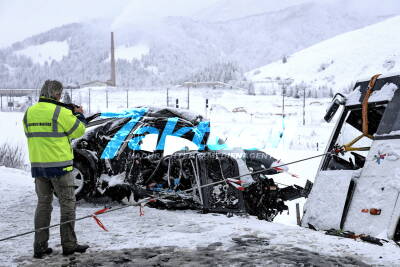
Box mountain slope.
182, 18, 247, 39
196, 0, 400, 22
0, 1, 398, 88
247, 15, 400, 93
196, 0, 311, 22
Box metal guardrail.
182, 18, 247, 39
0, 89, 37, 111
0, 89, 38, 97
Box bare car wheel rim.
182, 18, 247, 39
72, 168, 84, 195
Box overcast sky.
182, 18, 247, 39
0, 0, 219, 48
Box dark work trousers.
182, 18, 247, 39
34, 172, 77, 253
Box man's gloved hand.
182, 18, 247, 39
74, 106, 84, 114
72, 105, 87, 124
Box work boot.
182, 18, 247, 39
63, 244, 89, 256
33, 248, 53, 259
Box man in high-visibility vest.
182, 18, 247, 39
23, 80, 89, 258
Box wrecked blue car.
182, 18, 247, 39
72, 107, 311, 221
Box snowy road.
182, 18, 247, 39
1, 167, 400, 266
20, 237, 369, 266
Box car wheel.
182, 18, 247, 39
73, 160, 95, 201
54, 159, 95, 201
72, 167, 84, 196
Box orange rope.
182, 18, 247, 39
362, 74, 381, 136
343, 74, 381, 152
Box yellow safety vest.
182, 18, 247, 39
23, 99, 85, 175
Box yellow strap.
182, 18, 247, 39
343, 146, 370, 152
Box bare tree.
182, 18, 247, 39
0, 143, 25, 169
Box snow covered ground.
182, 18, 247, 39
1, 166, 400, 266
1, 88, 400, 265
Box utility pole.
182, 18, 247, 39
205, 99, 209, 118
110, 32, 116, 87
282, 83, 285, 119
187, 86, 190, 109
106, 90, 108, 109
88, 88, 91, 114
303, 87, 306, 125
166, 88, 169, 107
279, 78, 293, 120
126, 90, 129, 108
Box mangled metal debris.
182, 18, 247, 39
72, 106, 311, 221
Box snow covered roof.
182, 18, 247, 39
345, 75, 400, 106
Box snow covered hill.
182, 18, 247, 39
14, 41, 69, 66
1, 1, 399, 88
197, 0, 400, 22
247, 15, 400, 94
196, 0, 311, 22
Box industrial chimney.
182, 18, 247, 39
110, 32, 116, 87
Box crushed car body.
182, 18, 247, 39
72, 106, 312, 222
